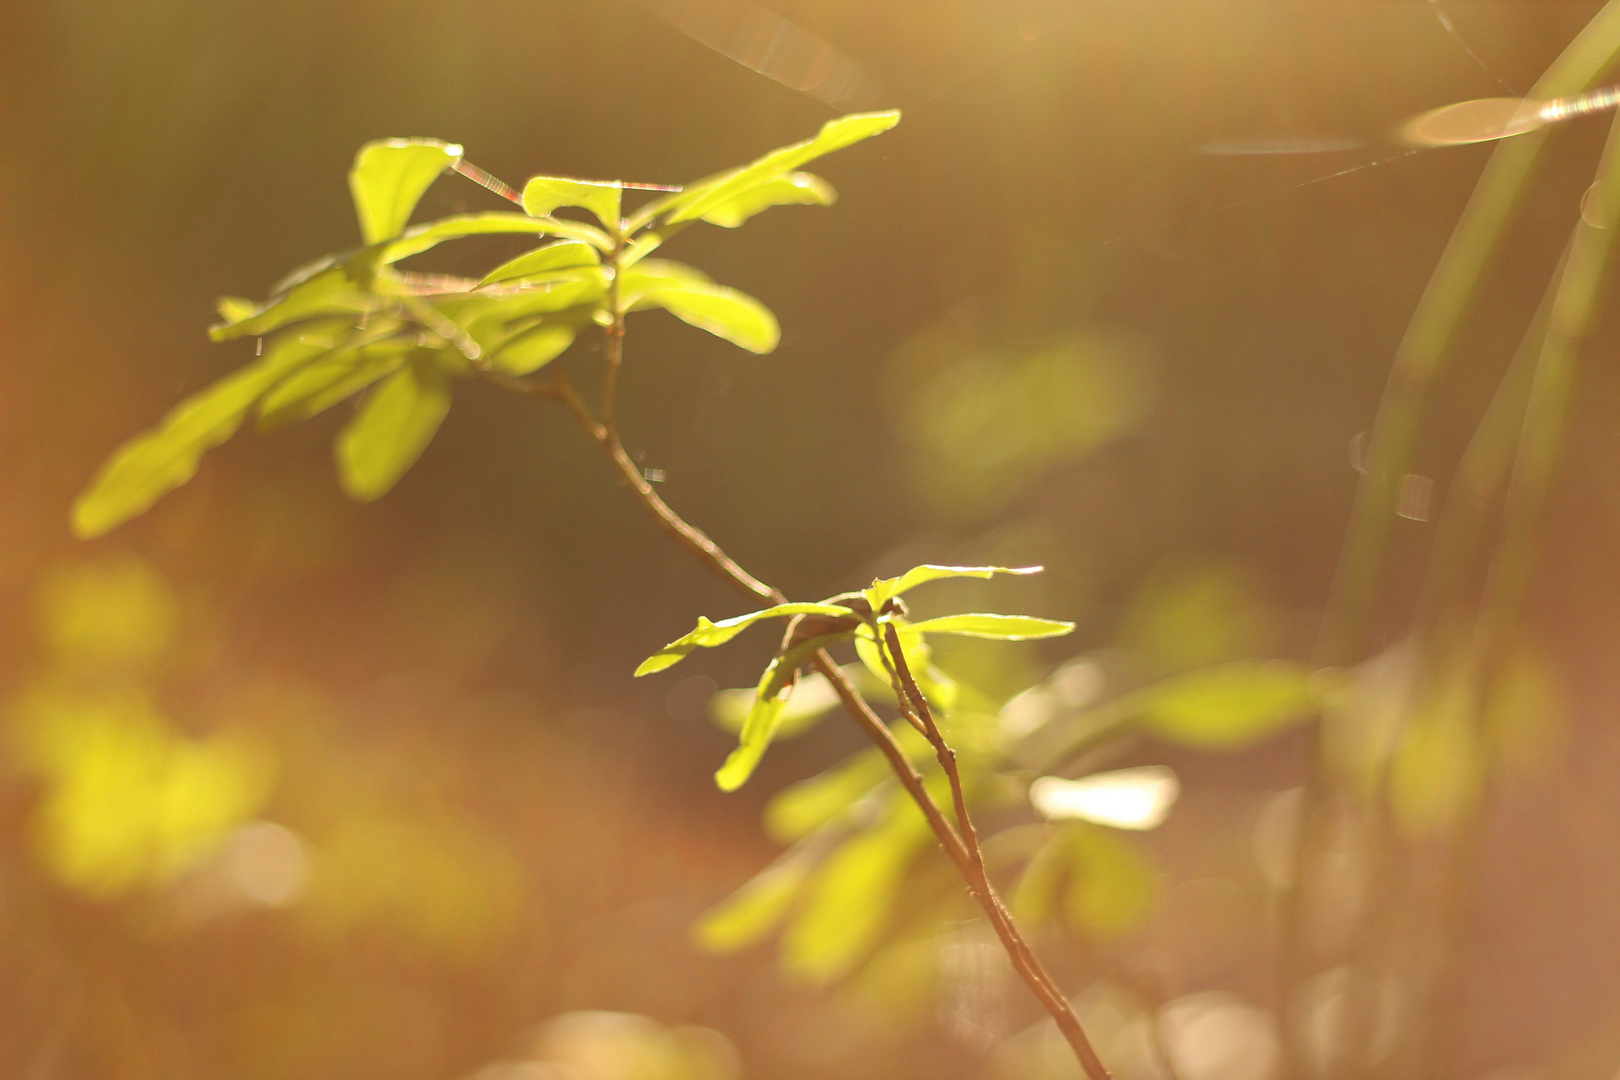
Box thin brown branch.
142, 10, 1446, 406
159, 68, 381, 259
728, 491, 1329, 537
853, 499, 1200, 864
499, 299, 1110, 1079
882, 623, 1113, 1080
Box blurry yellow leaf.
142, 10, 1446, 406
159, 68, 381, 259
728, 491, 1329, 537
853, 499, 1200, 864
1119, 563, 1277, 676
693, 855, 814, 954
1484, 639, 1566, 778
13, 688, 275, 897
37, 557, 179, 670
763, 750, 890, 842
1389, 682, 1482, 836
781, 808, 931, 984
1142, 660, 1315, 750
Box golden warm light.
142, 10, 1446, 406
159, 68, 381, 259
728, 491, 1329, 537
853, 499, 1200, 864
3, 3, 1618, 1080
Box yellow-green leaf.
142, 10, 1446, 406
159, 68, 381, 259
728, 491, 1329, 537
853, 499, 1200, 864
764, 750, 890, 843
780, 810, 930, 984
715, 635, 847, 792
380, 211, 608, 262
349, 138, 463, 244
908, 613, 1074, 640
72, 324, 346, 537
522, 175, 623, 230
864, 564, 1041, 613
635, 602, 848, 676
208, 268, 376, 342
257, 337, 413, 429
636, 282, 779, 354
700, 171, 835, 228
663, 111, 900, 226
334, 357, 452, 501
1062, 824, 1159, 939
479, 240, 600, 285
489, 322, 576, 376
711, 670, 841, 740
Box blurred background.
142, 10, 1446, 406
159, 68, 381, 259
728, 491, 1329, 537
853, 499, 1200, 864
4, 1, 1620, 1079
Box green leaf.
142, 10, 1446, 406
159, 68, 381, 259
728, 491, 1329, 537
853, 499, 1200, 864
380, 211, 609, 262
522, 176, 622, 230
72, 325, 346, 537
209, 268, 377, 342
716, 635, 848, 793
864, 564, 1041, 613
854, 621, 929, 688
662, 110, 900, 226
334, 356, 452, 501
479, 240, 600, 285
636, 282, 780, 354
908, 613, 1074, 640
618, 259, 711, 309
349, 138, 463, 244
1141, 660, 1315, 750
488, 322, 576, 376
781, 807, 930, 985
693, 855, 815, 954
712, 670, 841, 740
635, 602, 850, 676
257, 336, 413, 429
701, 171, 835, 228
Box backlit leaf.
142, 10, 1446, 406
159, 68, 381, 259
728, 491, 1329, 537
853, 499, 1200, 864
635, 602, 848, 676
636, 282, 779, 354
257, 338, 413, 429
489, 322, 576, 376
480, 240, 600, 285
72, 324, 348, 537
712, 670, 841, 740
864, 564, 1041, 613
522, 176, 622, 230
715, 635, 848, 792
781, 807, 930, 984
908, 613, 1074, 640
349, 138, 463, 244
619, 259, 711, 309
661, 111, 900, 226
209, 268, 376, 342
700, 171, 835, 228
854, 621, 930, 689
334, 357, 452, 501
380, 211, 609, 261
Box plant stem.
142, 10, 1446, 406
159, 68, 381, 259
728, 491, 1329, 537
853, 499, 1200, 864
881, 624, 1114, 1080
488, 362, 1114, 1080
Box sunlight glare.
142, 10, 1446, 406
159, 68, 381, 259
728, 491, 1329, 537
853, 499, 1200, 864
1029, 766, 1180, 830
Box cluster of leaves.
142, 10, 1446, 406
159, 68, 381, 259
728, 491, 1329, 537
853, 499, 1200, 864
643, 566, 1325, 1000
73, 111, 900, 539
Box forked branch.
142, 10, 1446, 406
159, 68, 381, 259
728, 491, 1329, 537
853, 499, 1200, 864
488, 355, 1112, 1080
